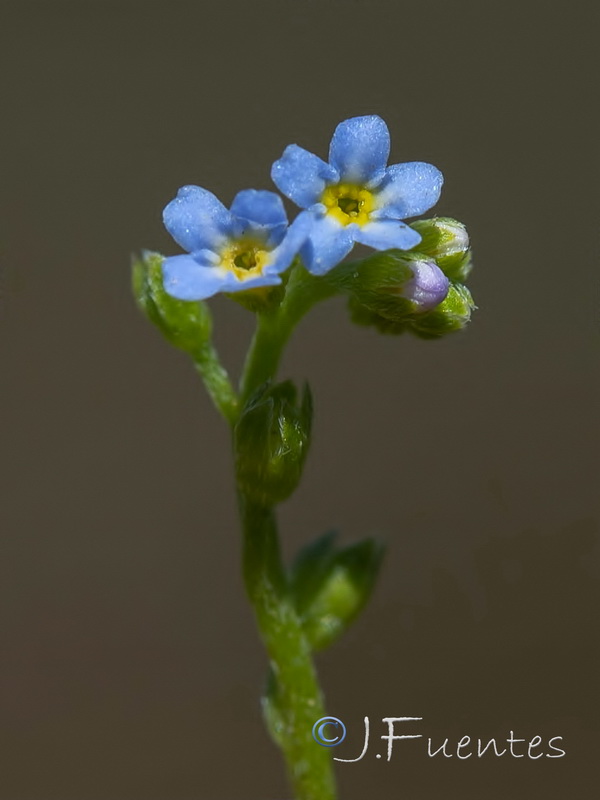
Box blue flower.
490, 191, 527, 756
162, 187, 308, 300
271, 115, 444, 275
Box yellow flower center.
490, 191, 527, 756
220, 239, 270, 280
321, 183, 375, 226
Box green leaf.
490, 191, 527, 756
262, 667, 287, 748
289, 530, 339, 615
291, 534, 385, 651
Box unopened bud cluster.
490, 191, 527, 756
327, 216, 475, 337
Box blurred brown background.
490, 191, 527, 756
0, 1, 597, 798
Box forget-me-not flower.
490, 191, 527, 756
271, 115, 444, 275
162, 187, 308, 300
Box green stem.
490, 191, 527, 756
194, 342, 239, 425
233, 261, 342, 797
239, 263, 338, 402
239, 311, 293, 403
239, 496, 336, 800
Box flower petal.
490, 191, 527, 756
162, 253, 231, 301
375, 162, 443, 219
230, 189, 288, 247
220, 270, 283, 293
329, 115, 390, 186
230, 189, 287, 228
403, 260, 449, 310
163, 186, 235, 253
266, 210, 314, 274
353, 219, 422, 251
300, 213, 355, 275
163, 252, 285, 300
271, 144, 339, 209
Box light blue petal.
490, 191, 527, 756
300, 213, 355, 276
329, 115, 390, 186
264, 225, 289, 249
230, 189, 288, 247
162, 253, 229, 301
230, 189, 287, 228
163, 185, 235, 253
266, 210, 314, 274
403, 260, 449, 310
219, 270, 283, 293
354, 220, 422, 251
271, 144, 339, 209
375, 162, 443, 219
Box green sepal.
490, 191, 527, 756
347, 296, 409, 336
132, 251, 212, 356
438, 251, 472, 283
409, 283, 476, 339
290, 533, 385, 651
234, 380, 313, 507
327, 249, 413, 307
328, 248, 439, 326
225, 277, 288, 314
409, 217, 473, 282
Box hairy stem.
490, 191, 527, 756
234, 261, 341, 797
239, 496, 336, 800
194, 341, 239, 424
239, 263, 337, 403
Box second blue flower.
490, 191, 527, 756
271, 115, 444, 275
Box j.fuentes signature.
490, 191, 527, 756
312, 717, 566, 762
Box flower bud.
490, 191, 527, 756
132, 251, 212, 355
409, 283, 475, 338
329, 249, 449, 334
234, 381, 312, 507
401, 259, 450, 311
410, 217, 472, 282
290, 531, 384, 651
